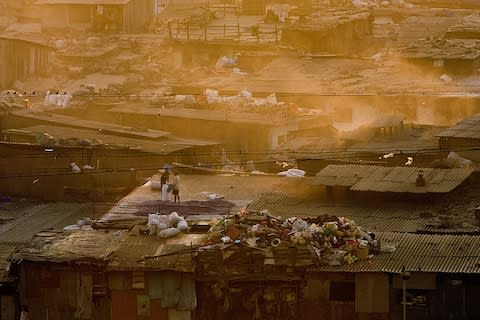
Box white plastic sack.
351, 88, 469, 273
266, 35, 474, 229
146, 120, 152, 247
158, 223, 168, 231
70, 162, 81, 173
291, 219, 308, 233
277, 168, 305, 177
177, 220, 188, 231
158, 227, 181, 238
447, 152, 472, 167
148, 213, 159, 225
158, 215, 170, 227
168, 212, 182, 226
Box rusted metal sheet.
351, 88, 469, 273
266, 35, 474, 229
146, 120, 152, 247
350, 166, 474, 193
437, 113, 480, 139
111, 290, 137, 320
311, 165, 382, 186
313, 164, 474, 193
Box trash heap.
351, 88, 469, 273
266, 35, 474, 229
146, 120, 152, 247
207, 210, 381, 266
147, 212, 188, 238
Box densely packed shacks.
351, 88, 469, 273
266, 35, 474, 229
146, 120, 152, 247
4, 164, 480, 320
2, 1, 480, 320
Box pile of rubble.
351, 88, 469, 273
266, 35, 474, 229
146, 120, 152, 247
207, 210, 383, 266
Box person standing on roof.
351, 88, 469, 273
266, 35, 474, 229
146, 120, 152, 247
172, 171, 180, 203
160, 169, 169, 186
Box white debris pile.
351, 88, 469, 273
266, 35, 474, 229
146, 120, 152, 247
147, 211, 189, 238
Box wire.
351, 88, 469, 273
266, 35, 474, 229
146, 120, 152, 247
0, 145, 476, 180
1, 143, 476, 159
3, 90, 480, 98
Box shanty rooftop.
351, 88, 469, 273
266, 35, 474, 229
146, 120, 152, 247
35, 0, 130, 5
285, 9, 370, 32
0, 201, 96, 280
13, 174, 283, 270
314, 231, 480, 274
345, 125, 443, 155
311, 164, 474, 193
108, 104, 317, 126
11, 124, 217, 154
249, 176, 480, 234
401, 39, 480, 60
11, 110, 172, 140
0, 32, 53, 47
436, 113, 480, 139
9, 171, 480, 276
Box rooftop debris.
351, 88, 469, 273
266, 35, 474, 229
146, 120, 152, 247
202, 210, 382, 266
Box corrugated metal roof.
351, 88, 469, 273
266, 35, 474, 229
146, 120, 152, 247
312, 164, 474, 193
109, 104, 315, 126
436, 113, 480, 139
18, 125, 217, 155
346, 140, 441, 155
109, 229, 208, 272
351, 166, 474, 193
248, 177, 480, 234
311, 165, 381, 186
312, 232, 480, 274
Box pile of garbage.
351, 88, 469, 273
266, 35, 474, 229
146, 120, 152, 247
207, 210, 383, 266
147, 212, 188, 238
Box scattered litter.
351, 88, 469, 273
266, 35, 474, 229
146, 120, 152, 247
277, 168, 305, 177
63, 218, 95, 232
215, 56, 237, 70
405, 156, 414, 166
70, 162, 81, 173
250, 170, 268, 175
379, 152, 394, 159
207, 193, 224, 200
206, 211, 381, 266
440, 74, 452, 82
372, 52, 383, 62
